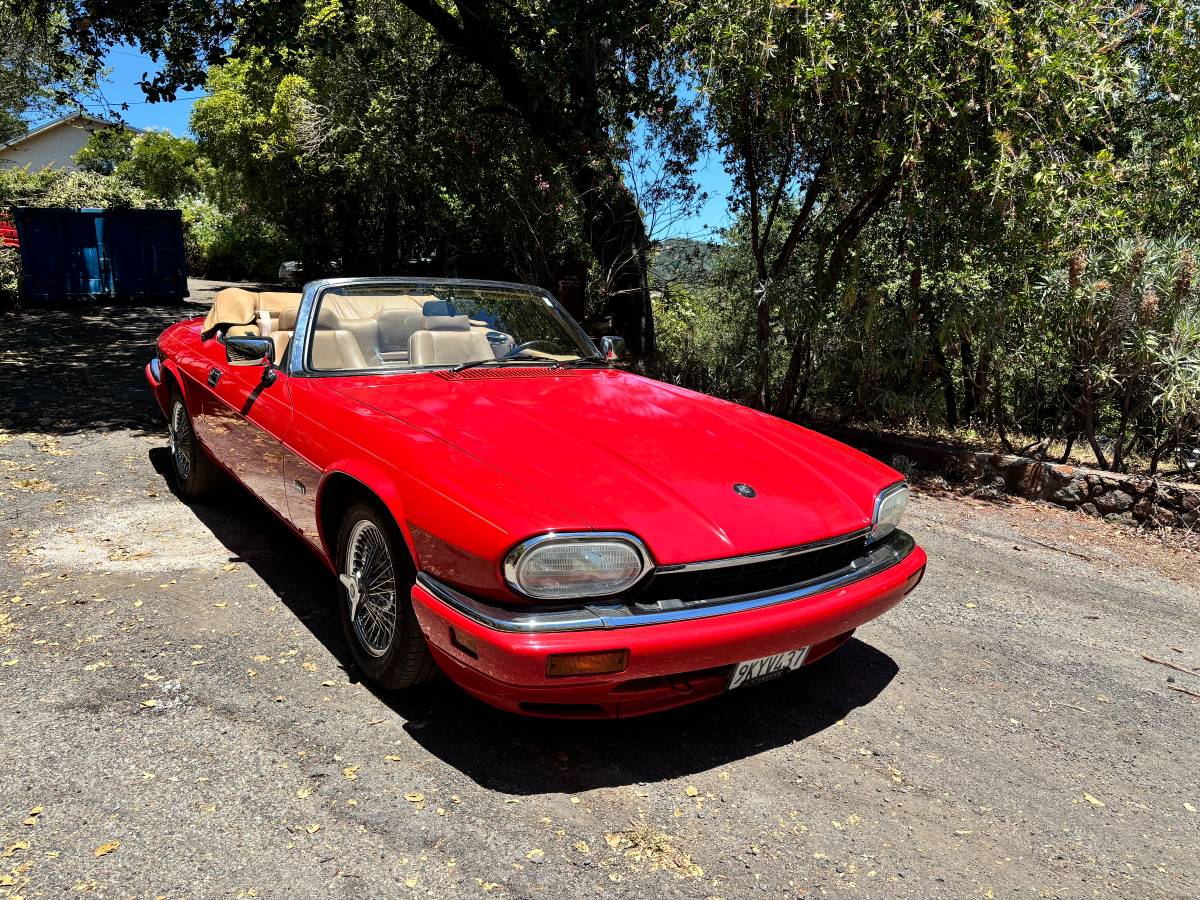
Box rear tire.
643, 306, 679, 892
167, 389, 222, 500
336, 499, 436, 690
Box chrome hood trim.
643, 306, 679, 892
655, 527, 870, 574
417, 530, 915, 634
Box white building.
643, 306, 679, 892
0, 114, 140, 172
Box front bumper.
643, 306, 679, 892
411, 530, 926, 718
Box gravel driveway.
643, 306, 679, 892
1, 293, 1198, 899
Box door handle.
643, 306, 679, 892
208, 367, 221, 388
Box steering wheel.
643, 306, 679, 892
505, 340, 554, 357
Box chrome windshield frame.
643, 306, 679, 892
285, 276, 600, 377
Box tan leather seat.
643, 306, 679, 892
408, 316, 495, 366
227, 323, 260, 337
378, 308, 426, 362
270, 331, 292, 365
311, 330, 368, 370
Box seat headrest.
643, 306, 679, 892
423, 315, 471, 332
422, 300, 456, 318
315, 304, 342, 329
278, 307, 299, 331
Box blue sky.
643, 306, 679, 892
66, 45, 731, 237
680, 149, 732, 239
73, 44, 206, 135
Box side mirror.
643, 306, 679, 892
600, 335, 626, 361
226, 334, 275, 367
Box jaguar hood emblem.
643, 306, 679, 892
733, 483, 757, 498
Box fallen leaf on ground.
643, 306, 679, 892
404, 792, 424, 803
684, 785, 699, 797
94, 840, 120, 857
1084, 793, 1106, 808
305, 823, 321, 834
526, 849, 544, 861
342, 765, 359, 780
140, 699, 158, 708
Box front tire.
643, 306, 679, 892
167, 389, 222, 500
336, 499, 436, 689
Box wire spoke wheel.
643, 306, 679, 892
169, 400, 192, 481
344, 519, 398, 657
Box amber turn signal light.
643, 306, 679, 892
546, 650, 629, 678
904, 565, 926, 595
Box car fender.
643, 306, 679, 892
315, 460, 419, 567
147, 357, 187, 416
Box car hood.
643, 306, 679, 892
330, 369, 902, 565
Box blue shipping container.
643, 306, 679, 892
11, 207, 188, 302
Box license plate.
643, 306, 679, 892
727, 646, 810, 690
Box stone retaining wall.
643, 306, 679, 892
960, 452, 1200, 530
811, 425, 1200, 530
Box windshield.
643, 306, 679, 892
304, 282, 597, 372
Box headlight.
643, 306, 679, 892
504, 533, 652, 600
870, 482, 909, 542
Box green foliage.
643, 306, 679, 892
0, 5, 94, 137
189, 10, 588, 282
0, 165, 156, 209
0, 246, 21, 307
73, 126, 135, 174
121, 131, 202, 203
179, 195, 292, 280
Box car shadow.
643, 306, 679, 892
388, 639, 897, 794
149, 448, 900, 793
0, 301, 208, 436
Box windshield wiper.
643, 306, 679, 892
556, 356, 610, 368
449, 353, 546, 373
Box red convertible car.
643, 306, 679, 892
147, 278, 925, 718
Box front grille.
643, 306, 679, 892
633, 534, 869, 606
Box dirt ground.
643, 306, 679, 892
1, 289, 1198, 899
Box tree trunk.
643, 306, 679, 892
569, 158, 651, 356
932, 342, 959, 431
395, 0, 655, 357
755, 279, 773, 408
960, 338, 993, 424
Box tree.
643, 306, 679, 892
0, 5, 94, 140
687, 0, 1198, 415
189, 6, 589, 284
73, 126, 135, 174
35, 0, 701, 357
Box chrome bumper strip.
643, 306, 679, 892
416, 530, 915, 634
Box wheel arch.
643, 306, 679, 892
316, 470, 418, 571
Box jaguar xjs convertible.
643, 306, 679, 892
146, 277, 926, 718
